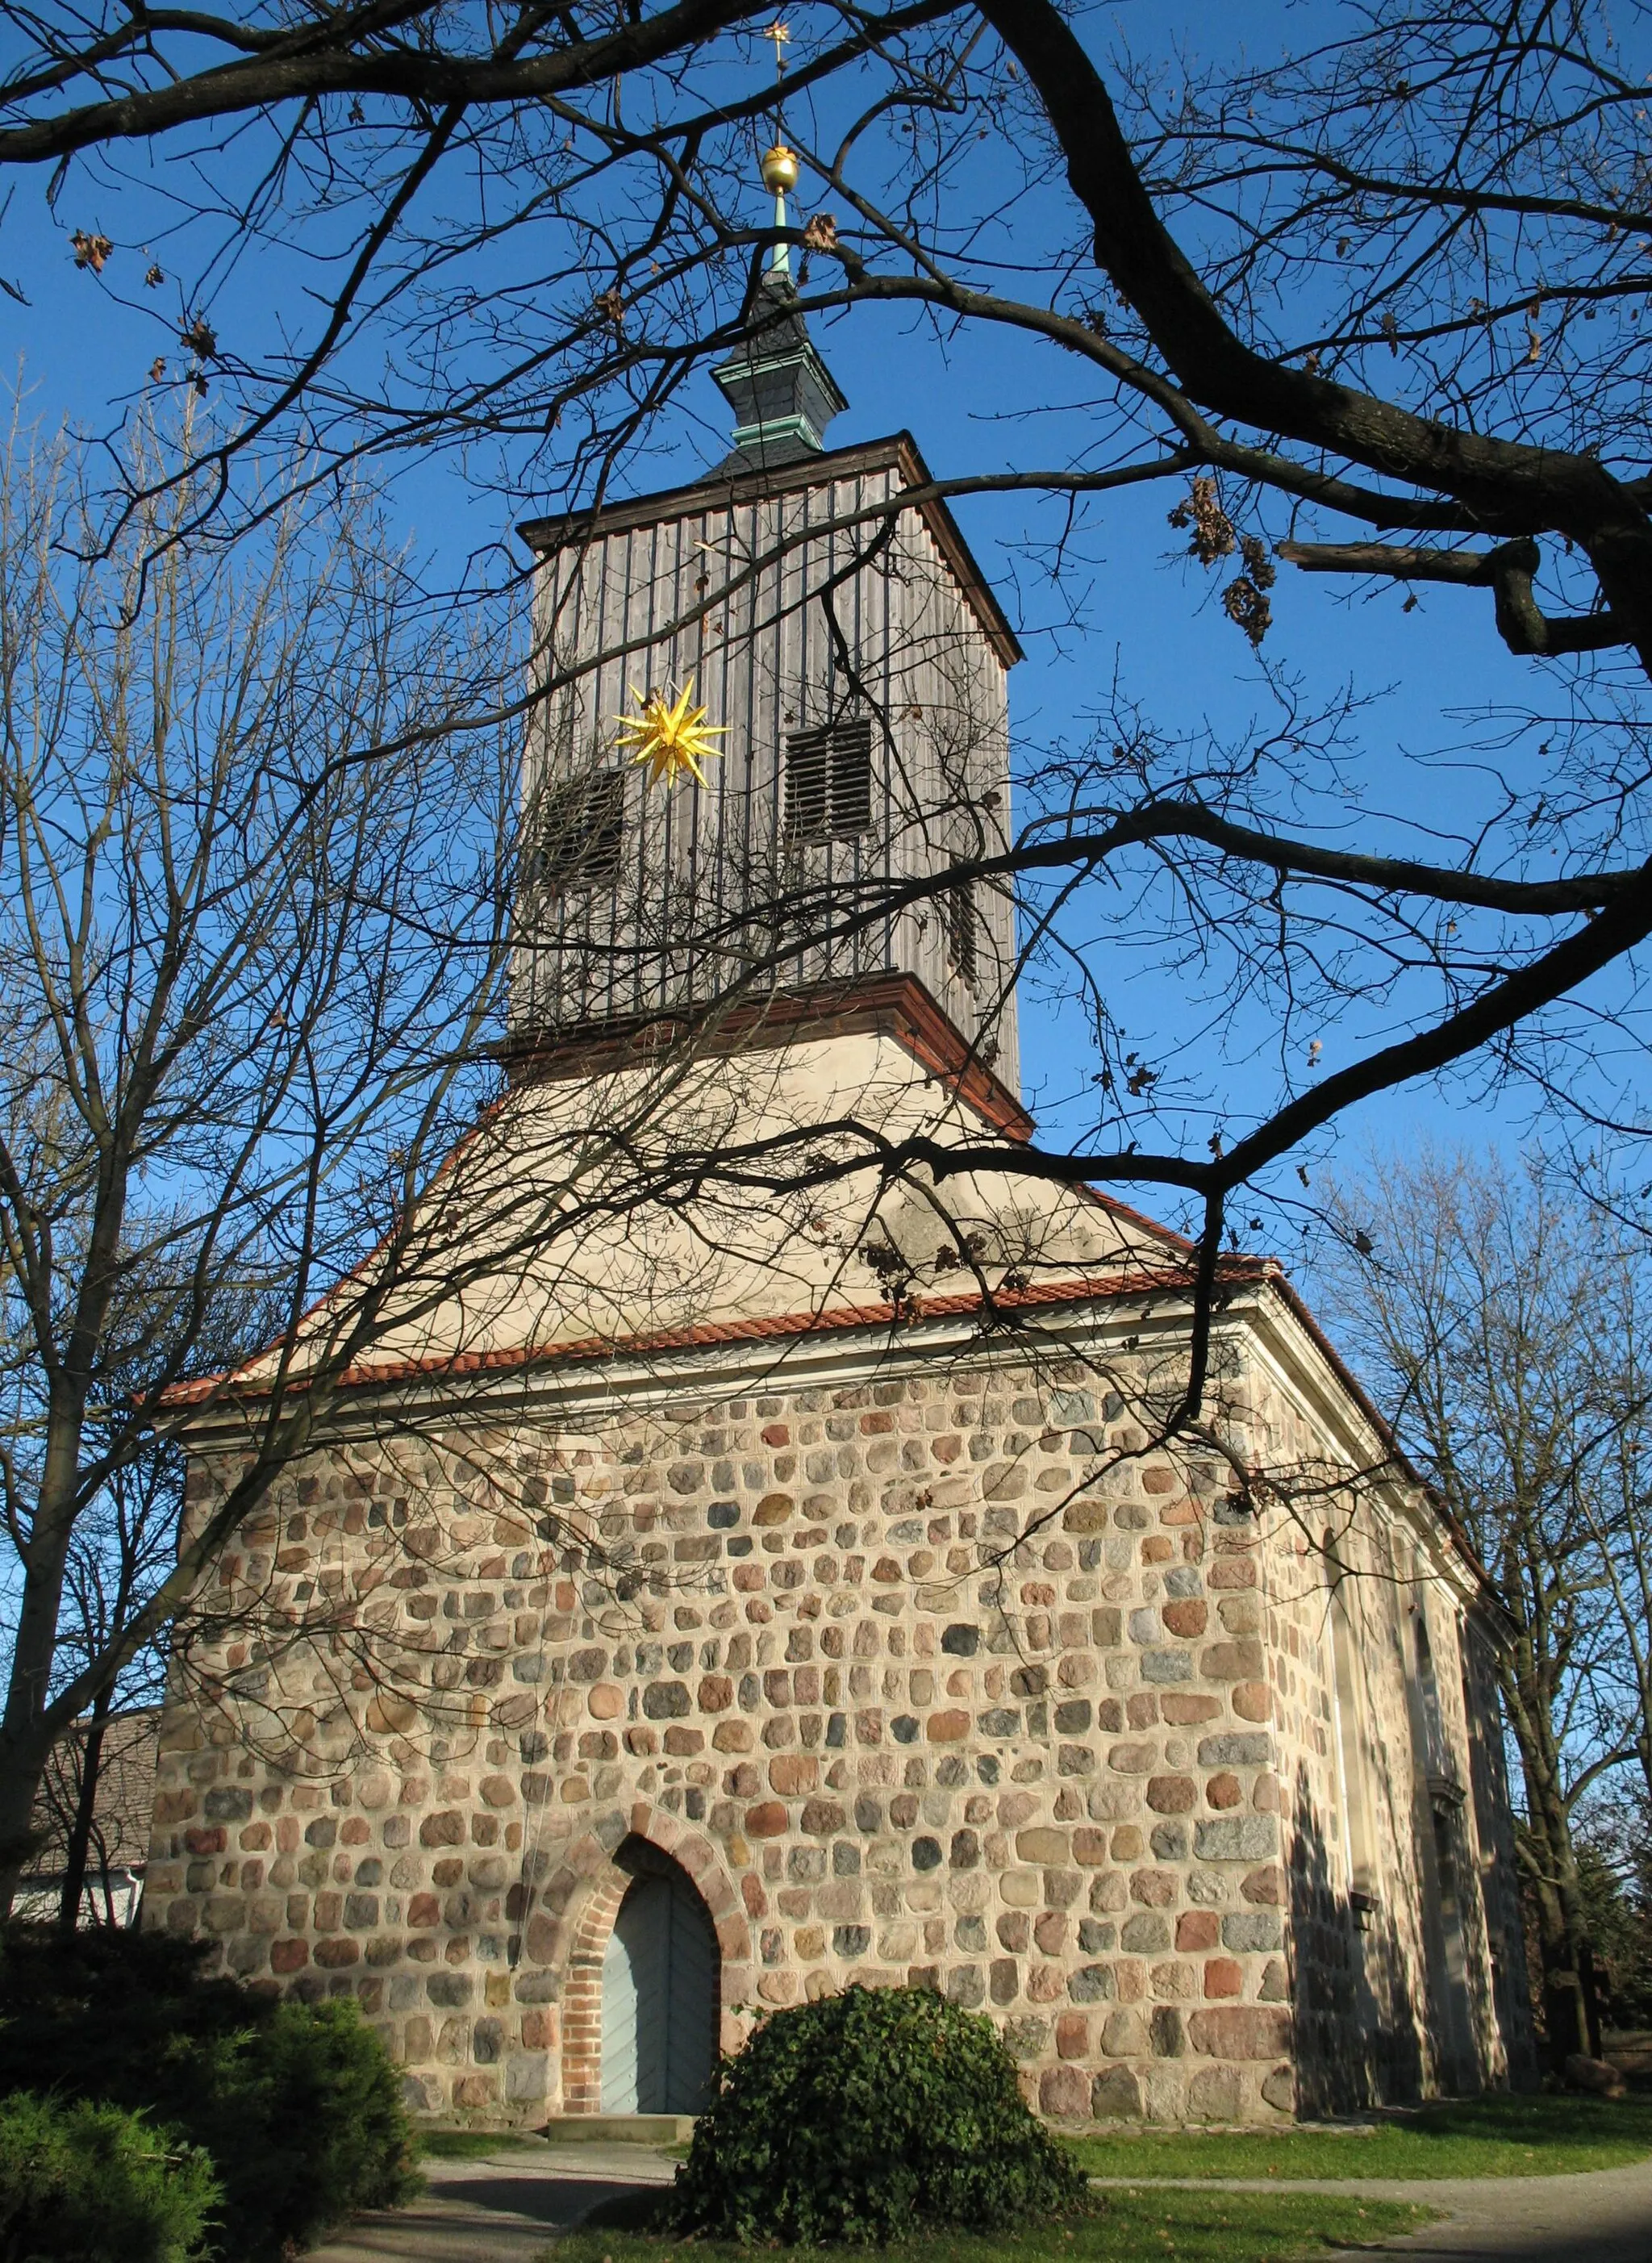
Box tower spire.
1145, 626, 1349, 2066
761, 136, 797, 281
710, 115, 846, 470
761, 18, 794, 278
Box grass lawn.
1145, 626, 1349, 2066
1066, 2088, 1652, 2182
561, 2192, 1431, 2263
418, 2127, 546, 2160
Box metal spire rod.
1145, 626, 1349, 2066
761, 19, 795, 278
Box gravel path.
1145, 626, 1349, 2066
307, 2140, 674, 2263
1321, 2154, 1652, 2260
1090, 2153, 1652, 2260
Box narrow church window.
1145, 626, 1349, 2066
536, 769, 626, 890
945, 877, 979, 990
784, 716, 873, 841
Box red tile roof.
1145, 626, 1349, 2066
162, 1256, 1266, 1405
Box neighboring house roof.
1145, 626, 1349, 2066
25, 1708, 159, 1882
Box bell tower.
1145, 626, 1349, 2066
512, 146, 1023, 1103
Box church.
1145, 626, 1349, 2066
144, 151, 1535, 2127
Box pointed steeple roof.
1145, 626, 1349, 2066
711, 141, 846, 471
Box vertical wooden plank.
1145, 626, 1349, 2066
664, 1875, 719, 2114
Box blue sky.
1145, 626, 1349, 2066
0, 0, 1614, 1248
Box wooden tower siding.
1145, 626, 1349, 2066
514, 435, 1023, 1091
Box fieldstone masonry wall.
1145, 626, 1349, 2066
148, 1342, 1529, 2123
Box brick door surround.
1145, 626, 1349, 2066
550, 1802, 753, 2113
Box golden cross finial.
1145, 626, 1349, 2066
764, 17, 791, 81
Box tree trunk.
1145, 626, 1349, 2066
56, 1686, 113, 1933
0, 1391, 93, 1914
1526, 1864, 1596, 2062
1505, 1685, 1603, 2068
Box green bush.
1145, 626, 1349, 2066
146, 1995, 422, 2256
0, 2091, 219, 2263
0, 1926, 419, 2261
670, 1982, 1087, 2244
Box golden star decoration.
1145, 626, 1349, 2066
613, 678, 725, 789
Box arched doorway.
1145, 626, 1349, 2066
600, 1839, 719, 2115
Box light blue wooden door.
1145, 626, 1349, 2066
600, 1868, 717, 2113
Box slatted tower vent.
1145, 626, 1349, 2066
783, 716, 874, 844
536, 770, 627, 891
945, 877, 979, 992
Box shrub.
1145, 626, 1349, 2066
0, 1926, 419, 2261
145, 1995, 422, 2256
669, 1982, 1087, 2244
0, 2091, 219, 2263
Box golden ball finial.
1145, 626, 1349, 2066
761, 141, 799, 195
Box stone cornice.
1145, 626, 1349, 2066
499, 973, 1035, 1142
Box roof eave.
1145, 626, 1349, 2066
516, 430, 1024, 670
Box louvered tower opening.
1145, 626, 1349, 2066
783, 716, 874, 843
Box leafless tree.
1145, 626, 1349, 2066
2, 2, 1650, 1424
45, 1442, 176, 1927
1317, 1143, 1652, 2065
26, 1279, 272, 1927
0, 403, 525, 1906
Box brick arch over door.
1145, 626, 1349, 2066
543, 1802, 753, 2113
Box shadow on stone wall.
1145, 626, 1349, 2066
1289, 1763, 1427, 2115
1458, 1635, 1540, 2089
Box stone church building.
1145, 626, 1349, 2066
146, 189, 1535, 2126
